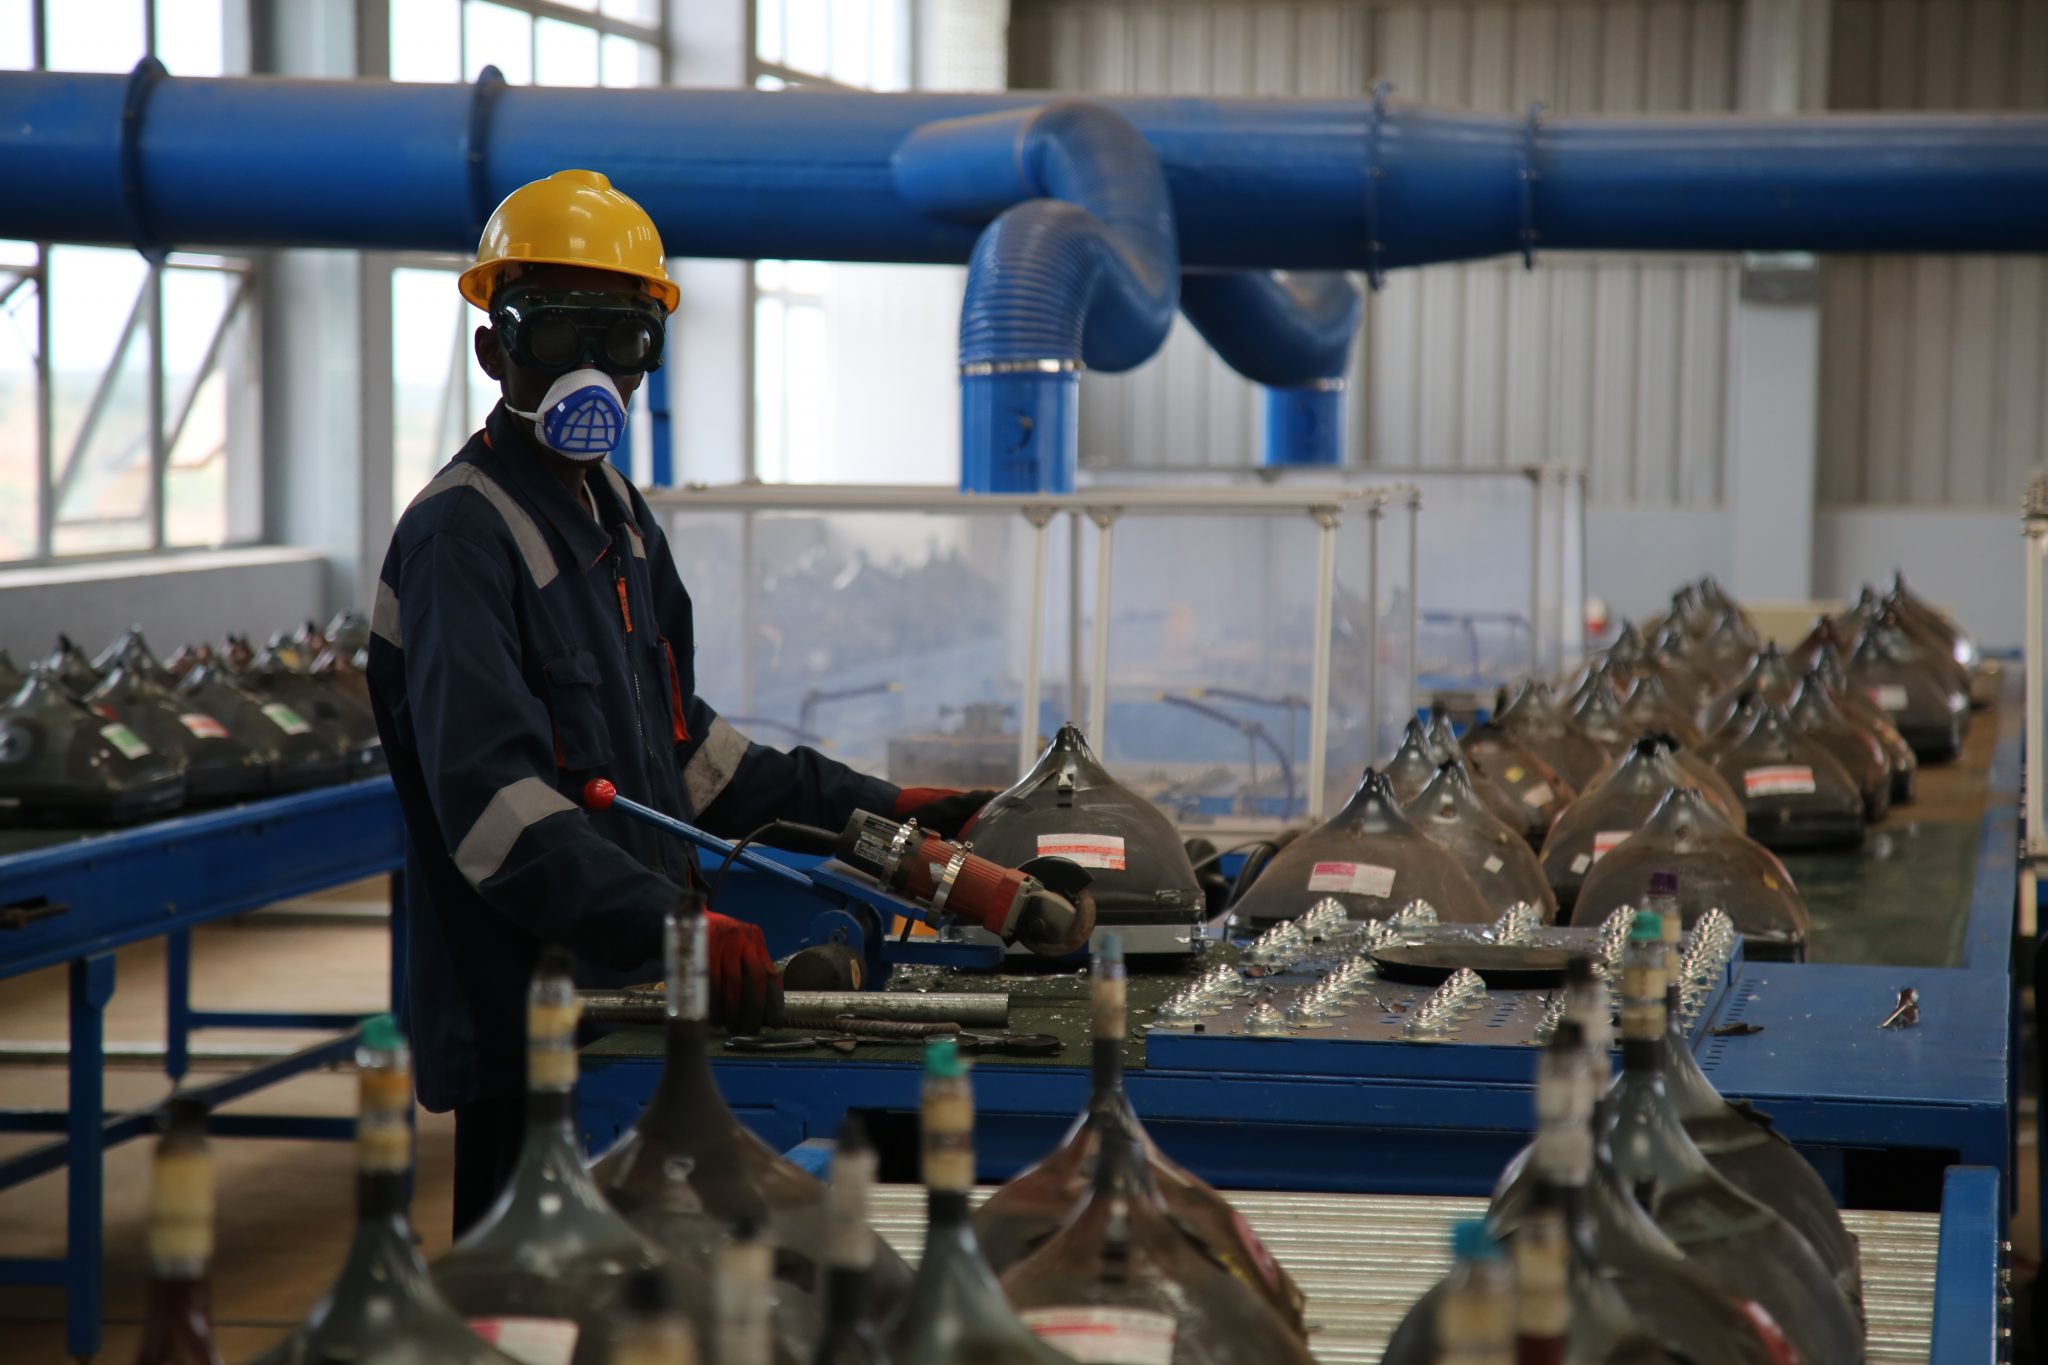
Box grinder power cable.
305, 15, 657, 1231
581, 778, 1095, 958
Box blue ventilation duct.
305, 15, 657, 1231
894, 102, 1178, 492
1180, 271, 1363, 467
4, 70, 2047, 488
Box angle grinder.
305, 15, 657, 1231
581, 780, 1096, 957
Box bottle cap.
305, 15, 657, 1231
924, 1036, 966, 1079
1096, 931, 1124, 968
1647, 869, 1678, 897
359, 1013, 403, 1052
1452, 1219, 1501, 1261
536, 944, 574, 978
1628, 909, 1664, 942
1564, 955, 1596, 985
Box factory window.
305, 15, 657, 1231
751, 0, 964, 485
387, 0, 668, 511
0, 0, 254, 563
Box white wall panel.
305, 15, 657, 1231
1017, 0, 1740, 506
1820, 0, 2048, 508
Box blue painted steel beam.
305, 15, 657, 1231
1, 73, 2045, 267
0, 779, 405, 977
0, 1032, 359, 1193
1927, 1166, 2003, 1364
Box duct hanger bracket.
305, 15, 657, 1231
1518, 101, 1545, 269
1362, 81, 1391, 291
119, 57, 170, 260
465, 65, 510, 239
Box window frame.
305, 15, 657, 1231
0, 0, 260, 566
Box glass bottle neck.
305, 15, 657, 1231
1089, 1037, 1123, 1104
357, 1169, 412, 1225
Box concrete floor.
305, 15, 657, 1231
0, 879, 2038, 1362
0, 882, 455, 1363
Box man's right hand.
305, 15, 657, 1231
706, 911, 781, 1034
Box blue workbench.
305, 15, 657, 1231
580, 684, 2024, 1211
0, 779, 406, 1360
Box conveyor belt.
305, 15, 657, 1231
866, 1188, 1937, 1364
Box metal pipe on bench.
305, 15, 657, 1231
579, 988, 1010, 1027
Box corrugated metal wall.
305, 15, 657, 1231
1014, 0, 1742, 507
1818, 0, 2048, 508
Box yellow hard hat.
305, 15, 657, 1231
458, 169, 678, 313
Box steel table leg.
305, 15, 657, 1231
68, 953, 114, 1363
164, 928, 191, 1083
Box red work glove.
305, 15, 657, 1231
705, 911, 781, 1035
892, 787, 998, 841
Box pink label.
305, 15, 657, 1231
1591, 830, 1631, 861
468, 1318, 577, 1365
1020, 1307, 1176, 1365
1744, 765, 1816, 797
1307, 861, 1396, 897
1035, 833, 1126, 870
179, 713, 230, 740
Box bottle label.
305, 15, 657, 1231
825, 1149, 877, 1270
148, 1150, 214, 1267
357, 1065, 413, 1173
1868, 684, 1909, 712
1092, 964, 1128, 1041
922, 1084, 975, 1191
1518, 781, 1553, 808
1036, 833, 1127, 870
1511, 1212, 1570, 1338
469, 1317, 578, 1365
99, 723, 151, 759
1591, 830, 1631, 862
1743, 765, 1816, 797
178, 712, 230, 740
1306, 861, 1395, 896
261, 702, 313, 735
1020, 1307, 1177, 1364
714, 1242, 774, 1365
527, 999, 581, 1091
668, 913, 709, 1021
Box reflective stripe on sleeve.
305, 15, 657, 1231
454, 776, 577, 887
682, 717, 750, 816
370, 579, 402, 648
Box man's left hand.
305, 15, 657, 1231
706, 911, 782, 1035
892, 787, 997, 840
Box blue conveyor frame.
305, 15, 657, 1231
0, 780, 407, 1361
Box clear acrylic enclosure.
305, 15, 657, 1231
646, 484, 1405, 830
1082, 465, 1588, 716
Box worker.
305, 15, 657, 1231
365, 170, 990, 1234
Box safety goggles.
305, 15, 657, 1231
490, 287, 667, 376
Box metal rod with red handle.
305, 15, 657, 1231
580, 778, 823, 895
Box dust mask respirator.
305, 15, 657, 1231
509, 369, 627, 461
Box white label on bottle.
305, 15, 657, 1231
1591, 831, 1631, 862
261, 702, 313, 735
1020, 1307, 1177, 1365
99, 723, 151, 759
1306, 860, 1395, 897
1869, 684, 1909, 712
468, 1318, 578, 1365
1482, 854, 1505, 874
1744, 765, 1816, 797
1036, 833, 1127, 870
179, 712, 230, 740
1519, 781, 1554, 808
1570, 853, 1591, 875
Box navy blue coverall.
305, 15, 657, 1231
366, 402, 898, 1122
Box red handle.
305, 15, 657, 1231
581, 778, 617, 811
